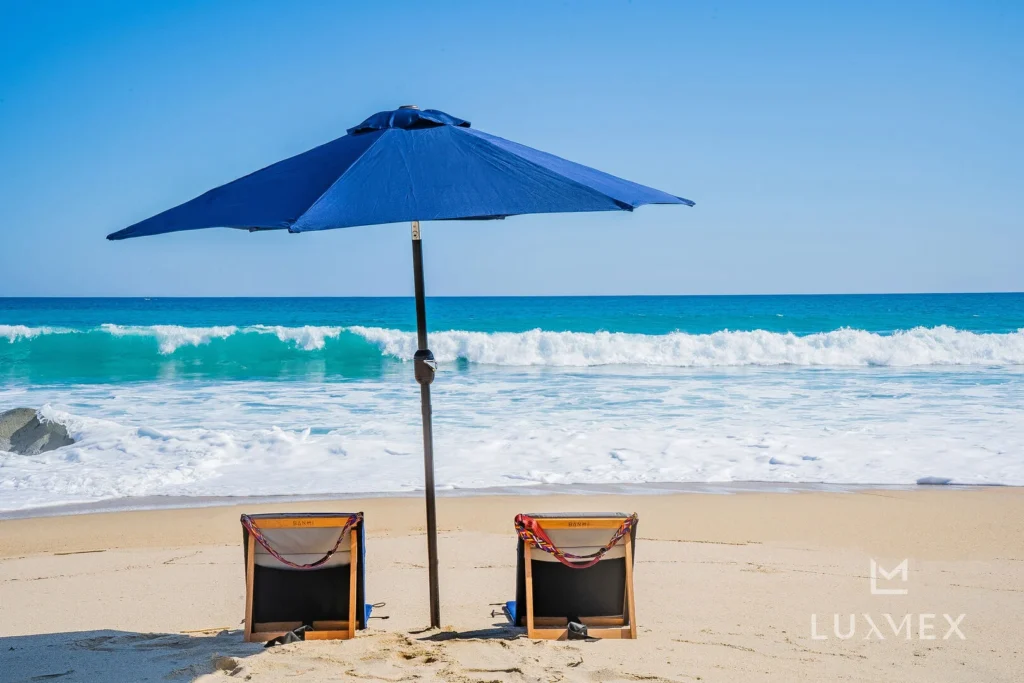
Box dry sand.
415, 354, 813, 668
1, 489, 1022, 682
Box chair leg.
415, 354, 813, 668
624, 535, 637, 639
244, 535, 255, 642
524, 543, 535, 638
348, 528, 358, 639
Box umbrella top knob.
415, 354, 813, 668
347, 107, 471, 135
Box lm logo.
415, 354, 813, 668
870, 559, 909, 595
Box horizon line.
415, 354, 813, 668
1, 291, 1023, 300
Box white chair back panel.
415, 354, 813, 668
528, 527, 628, 563
251, 527, 353, 569
530, 544, 625, 563
254, 550, 351, 570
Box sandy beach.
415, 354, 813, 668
1, 488, 1022, 682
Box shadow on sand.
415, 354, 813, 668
2, 629, 263, 683
414, 623, 524, 642
4, 623, 527, 681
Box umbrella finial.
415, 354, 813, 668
347, 107, 469, 135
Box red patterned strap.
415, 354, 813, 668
242, 513, 361, 571
515, 513, 638, 570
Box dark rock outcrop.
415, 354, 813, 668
0, 408, 75, 455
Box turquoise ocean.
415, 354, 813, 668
2, 294, 1022, 512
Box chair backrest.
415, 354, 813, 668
251, 525, 355, 569
241, 512, 367, 640
513, 512, 638, 630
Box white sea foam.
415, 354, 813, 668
2, 365, 1023, 511
349, 325, 1024, 367
0, 325, 72, 341
250, 325, 343, 351
101, 324, 239, 354
6, 324, 1024, 367
8, 323, 345, 354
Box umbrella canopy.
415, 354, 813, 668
107, 107, 691, 240
108, 106, 693, 630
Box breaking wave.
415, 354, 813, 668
98, 324, 343, 353
2, 324, 1024, 374
0, 324, 74, 341
351, 325, 1024, 367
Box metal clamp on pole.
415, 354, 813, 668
414, 349, 436, 385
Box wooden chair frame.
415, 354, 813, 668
523, 516, 637, 640
244, 515, 360, 642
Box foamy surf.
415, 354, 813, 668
2, 365, 1022, 512
3, 324, 1024, 367
101, 324, 240, 354
3, 296, 1022, 513
98, 324, 345, 353
0, 324, 75, 341
352, 325, 1024, 367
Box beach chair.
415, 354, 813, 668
241, 512, 369, 642
505, 512, 639, 640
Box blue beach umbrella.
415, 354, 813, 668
108, 106, 693, 627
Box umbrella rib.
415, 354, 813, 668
288, 130, 392, 232
465, 128, 694, 208
460, 129, 673, 212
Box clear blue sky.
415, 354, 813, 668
1, 0, 1021, 296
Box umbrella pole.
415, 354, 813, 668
411, 220, 441, 629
